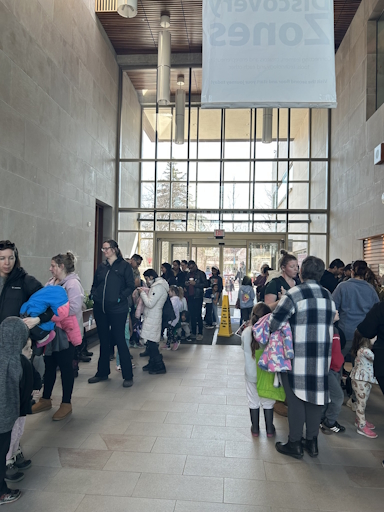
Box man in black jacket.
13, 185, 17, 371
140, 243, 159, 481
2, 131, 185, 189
185, 260, 208, 341
320, 259, 344, 293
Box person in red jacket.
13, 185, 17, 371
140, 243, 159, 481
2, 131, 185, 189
320, 322, 346, 434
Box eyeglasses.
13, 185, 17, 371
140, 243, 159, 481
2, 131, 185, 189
0, 241, 15, 251
101, 247, 112, 252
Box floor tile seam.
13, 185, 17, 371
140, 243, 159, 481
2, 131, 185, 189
73, 492, 88, 512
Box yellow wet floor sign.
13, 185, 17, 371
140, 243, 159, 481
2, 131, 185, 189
218, 295, 232, 337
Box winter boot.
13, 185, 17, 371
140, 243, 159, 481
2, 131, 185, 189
249, 409, 260, 437
275, 439, 304, 459
302, 437, 319, 457
264, 409, 276, 437
31, 398, 52, 414
149, 354, 167, 374
140, 348, 150, 357
52, 403, 72, 421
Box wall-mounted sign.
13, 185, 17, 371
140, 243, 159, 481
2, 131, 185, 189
202, 0, 337, 108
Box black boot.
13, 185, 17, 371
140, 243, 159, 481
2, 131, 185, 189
264, 409, 276, 437
249, 409, 259, 437
302, 437, 318, 457
275, 439, 303, 459
140, 346, 150, 357
149, 354, 166, 374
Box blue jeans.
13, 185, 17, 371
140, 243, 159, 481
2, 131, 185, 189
321, 369, 344, 425
212, 303, 218, 324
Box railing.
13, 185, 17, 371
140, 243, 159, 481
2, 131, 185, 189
95, 0, 117, 12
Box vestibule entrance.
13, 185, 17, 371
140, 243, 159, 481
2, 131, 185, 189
155, 232, 285, 306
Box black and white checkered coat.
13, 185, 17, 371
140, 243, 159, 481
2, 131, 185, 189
269, 280, 336, 405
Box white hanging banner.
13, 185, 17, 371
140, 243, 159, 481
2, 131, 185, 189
202, 0, 337, 108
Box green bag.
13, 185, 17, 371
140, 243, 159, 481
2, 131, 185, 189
255, 349, 286, 402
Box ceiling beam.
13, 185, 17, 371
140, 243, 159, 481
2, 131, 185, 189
117, 52, 202, 70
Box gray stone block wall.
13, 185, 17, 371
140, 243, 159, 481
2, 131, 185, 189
0, 0, 140, 292
330, 0, 384, 264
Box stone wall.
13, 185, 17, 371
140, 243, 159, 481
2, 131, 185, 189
330, 0, 384, 264
0, 0, 140, 291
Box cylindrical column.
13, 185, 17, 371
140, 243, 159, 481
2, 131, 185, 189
157, 29, 171, 105
117, 0, 138, 18
175, 89, 186, 144
262, 108, 273, 144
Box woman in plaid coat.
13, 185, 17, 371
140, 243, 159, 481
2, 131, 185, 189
269, 256, 336, 460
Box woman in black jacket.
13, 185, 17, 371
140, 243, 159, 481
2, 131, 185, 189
88, 240, 135, 388
0, 240, 53, 328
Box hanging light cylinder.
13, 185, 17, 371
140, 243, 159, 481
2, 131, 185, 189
157, 15, 171, 106
262, 108, 273, 144
117, 0, 138, 18
175, 88, 186, 145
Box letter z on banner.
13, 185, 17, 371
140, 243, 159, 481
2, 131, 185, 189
202, 0, 337, 108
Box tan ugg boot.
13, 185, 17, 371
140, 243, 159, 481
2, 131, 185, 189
52, 403, 72, 421
31, 398, 52, 414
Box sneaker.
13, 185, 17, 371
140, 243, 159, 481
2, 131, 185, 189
4, 462, 24, 483
346, 398, 357, 411
357, 425, 378, 439
320, 419, 346, 434
355, 419, 375, 430
0, 489, 22, 505
132, 362, 136, 369
205, 325, 215, 329
196, 334, 203, 341
171, 341, 180, 351
186, 337, 192, 342
116, 365, 121, 371
14, 449, 31, 470
165, 343, 172, 350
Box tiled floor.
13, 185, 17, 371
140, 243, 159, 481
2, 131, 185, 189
10, 344, 384, 512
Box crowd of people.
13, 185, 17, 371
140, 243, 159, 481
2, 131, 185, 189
1, 238, 384, 505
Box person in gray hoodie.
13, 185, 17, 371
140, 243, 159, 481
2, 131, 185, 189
239, 276, 255, 323
0, 317, 31, 506
332, 260, 379, 356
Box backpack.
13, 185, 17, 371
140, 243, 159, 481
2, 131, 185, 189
162, 296, 176, 330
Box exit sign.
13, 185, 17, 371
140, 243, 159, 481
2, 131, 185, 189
214, 229, 225, 239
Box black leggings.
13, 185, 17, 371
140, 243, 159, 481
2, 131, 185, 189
0, 431, 11, 494
94, 303, 132, 381
43, 344, 75, 404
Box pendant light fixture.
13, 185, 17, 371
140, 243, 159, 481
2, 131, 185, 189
262, 108, 273, 144
117, 0, 138, 18
157, 14, 171, 105
175, 75, 185, 145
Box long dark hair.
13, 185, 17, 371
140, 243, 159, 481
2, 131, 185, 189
0, 240, 21, 270
161, 262, 174, 282
250, 302, 271, 358
351, 329, 371, 358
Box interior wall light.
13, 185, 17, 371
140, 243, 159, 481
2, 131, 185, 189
157, 14, 171, 105
175, 74, 185, 145
117, 0, 138, 18
262, 108, 273, 144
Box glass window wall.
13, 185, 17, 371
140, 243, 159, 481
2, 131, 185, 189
118, 68, 330, 262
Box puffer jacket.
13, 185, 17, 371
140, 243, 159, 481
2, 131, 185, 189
185, 268, 208, 300
0, 267, 53, 325
253, 313, 294, 372
46, 274, 84, 346
91, 257, 134, 314
140, 278, 169, 343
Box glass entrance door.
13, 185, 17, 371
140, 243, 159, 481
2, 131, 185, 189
222, 247, 247, 306
248, 241, 279, 279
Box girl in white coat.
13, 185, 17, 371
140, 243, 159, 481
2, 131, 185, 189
139, 269, 169, 375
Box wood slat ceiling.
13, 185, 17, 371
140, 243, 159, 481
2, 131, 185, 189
96, 0, 362, 55
127, 68, 202, 95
